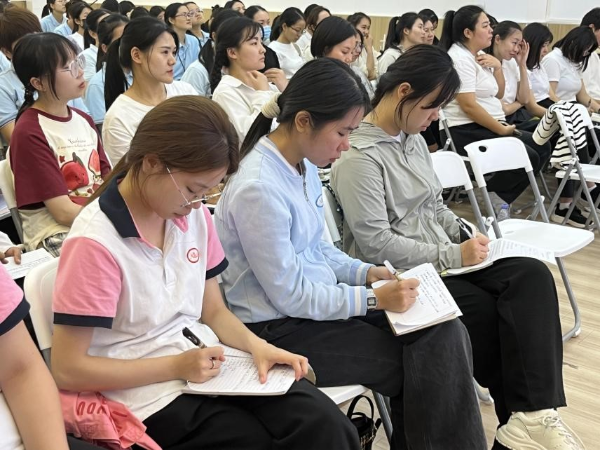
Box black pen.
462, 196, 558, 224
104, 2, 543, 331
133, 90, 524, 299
183, 327, 207, 349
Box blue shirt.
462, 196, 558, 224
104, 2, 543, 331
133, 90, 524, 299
174, 35, 200, 81
215, 136, 372, 323
53, 22, 73, 36
85, 65, 134, 124
0, 53, 9, 73
40, 13, 66, 33
0, 66, 89, 129
181, 60, 210, 97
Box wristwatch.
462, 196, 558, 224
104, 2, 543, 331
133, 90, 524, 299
366, 288, 378, 311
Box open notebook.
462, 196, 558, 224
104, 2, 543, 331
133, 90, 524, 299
374, 263, 462, 336
183, 344, 316, 396
3, 248, 53, 280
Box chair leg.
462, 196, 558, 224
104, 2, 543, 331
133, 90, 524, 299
373, 392, 393, 444
557, 257, 583, 341
474, 379, 494, 405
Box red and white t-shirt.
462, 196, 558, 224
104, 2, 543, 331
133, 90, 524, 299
0, 265, 29, 450
9, 107, 111, 250
53, 176, 228, 421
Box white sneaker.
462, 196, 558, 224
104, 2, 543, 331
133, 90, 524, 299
496, 409, 586, 450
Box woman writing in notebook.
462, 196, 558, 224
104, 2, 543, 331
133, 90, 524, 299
330, 45, 581, 450
215, 57, 487, 450
50, 96, 359, 450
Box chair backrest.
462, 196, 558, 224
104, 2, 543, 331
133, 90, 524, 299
321, 185, 342, 247
554, 103, 600, 162
430, 151, 474, 190
23, 257, 60, 366
464, 137, 534, 189
0, 158, 24, 243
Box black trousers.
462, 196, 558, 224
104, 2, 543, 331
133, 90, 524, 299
138, 380, 360, 450
444, 257, 566, 426
447, 122, 552, 204
247, 314, 487, 450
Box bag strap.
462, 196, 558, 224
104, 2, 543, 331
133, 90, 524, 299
346, 394, 375, 420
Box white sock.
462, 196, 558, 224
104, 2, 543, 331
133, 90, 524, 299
559, 202, 571, 210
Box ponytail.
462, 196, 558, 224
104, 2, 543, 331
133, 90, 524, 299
95, 13, 129, 72
383, 16, 399, 51
104, 37, 128, 110
439, 10, 455, 50
240, 112, 274, 159
440, 6, 484, 51
270, 7, 304, 42
199, 8, 241, 75
87, 156, 129, 204
209, 48, 228, 92
270, 14, 282, 41
83, 8, 109, 50
382, 13, 420, 53
16, 85, 36, 122
41, 4, 50, 17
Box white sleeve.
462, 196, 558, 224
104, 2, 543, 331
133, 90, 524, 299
102, 112, 134, 167
454, 58, 477, 93
542, 56, 561, 82
0, 231, 14, 253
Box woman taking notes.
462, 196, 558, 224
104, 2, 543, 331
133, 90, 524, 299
51, 96, 358, 450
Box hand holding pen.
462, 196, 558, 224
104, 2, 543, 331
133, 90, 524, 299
366, 261, 419, 313
178, 327, 226, 383
457, 218, 490, 266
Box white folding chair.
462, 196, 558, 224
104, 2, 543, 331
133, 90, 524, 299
545, 103, 600, 229
23, 257, 59, 366
321, 185, 343, 249
0, 159, 23, 243
465, 137, 594, 341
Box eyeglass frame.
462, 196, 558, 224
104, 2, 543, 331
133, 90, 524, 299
166, 166, 222, 208
187, 8, 203, 15
60, 54, 86, 78
174, 11, 194, 18
288, 25, 305, 34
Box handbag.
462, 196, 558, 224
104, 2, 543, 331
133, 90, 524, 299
346, 395, 382, 450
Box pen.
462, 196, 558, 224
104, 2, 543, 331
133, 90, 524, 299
456, 218, 474, 239
183, 327, 207, 349
383, 260, 403, 282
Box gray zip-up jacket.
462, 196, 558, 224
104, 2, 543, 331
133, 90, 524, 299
330, 122, 463, 271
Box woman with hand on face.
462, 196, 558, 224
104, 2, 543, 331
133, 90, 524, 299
440, 5, 551, 220
211, 16, 286, 144
378, 13, 424, 76
268, 7, 305, 78
165, 3, 200, 80
347, 12, 378, 81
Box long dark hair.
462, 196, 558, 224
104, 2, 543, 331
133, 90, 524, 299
244, 5, 266, 20
270, 7, 303, 42
90, 96, 239, 203
554, 26, 598, 71
310, 16, 356, 58
70, 2, 92, 34
523, 22, 553, 70
487, 20, 521, 56
305, 5, 329, 33
100, 0, 119, 13
419, 8, 438, 24
96, 13, 129, 71
149, 5, 165, 18
241, 58, 370, 158
83, 8, 109, 49
373, 45, 460, 129
199, 8, 241, 73
383, 12, 420, 52
13, 33, 79, 121
440, 5, 485, 51
104, 17, 179, 110
210, 16, 261, 92
347, 12, 370, 29
119, 1, 135, 16
164, 2, 186, 27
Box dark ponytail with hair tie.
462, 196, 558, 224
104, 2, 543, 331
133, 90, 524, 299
17, 84, 37, 121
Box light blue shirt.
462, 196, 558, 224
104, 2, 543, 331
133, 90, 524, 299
0, 66, 89, 129
215, 136, 372, 323
181, 60, 210, 97
85, 65, 134, 125
0, 53, 9, 73
174, 35, 200, 81
40, 13, 66, 33
53, 22, 73, 36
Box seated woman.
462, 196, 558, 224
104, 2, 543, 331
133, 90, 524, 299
488, 21, 546, 130
211, 17, 287, 144
0, 5, 89, 145
296, 5, 329, 54
541, 26, 600, 222
165, 3, 200, 80
310, 16, 374, 99
347, 12, 378, 81
50, 95, 358, 450
80, 8, 110, 83
330, 44, 583, 450
102, 17, 197, 166
440, 5, 551, 219
378, 13, 424, 76
268, 8, 305, 78
215, 57, 487, 450
10, 33, 111, 256
523, 22, 557, 109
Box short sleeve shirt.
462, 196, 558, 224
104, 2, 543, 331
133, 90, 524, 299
528, 65, 551, 103
541, 48, 582, 102
443, 44, 505, 127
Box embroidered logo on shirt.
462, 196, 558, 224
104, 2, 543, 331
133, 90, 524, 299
187, 248, 200, 263
315, 194, 324, 208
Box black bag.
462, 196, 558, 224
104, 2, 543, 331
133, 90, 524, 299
346, 395, 382, 450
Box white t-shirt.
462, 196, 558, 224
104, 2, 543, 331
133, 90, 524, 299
541, 47, 582, 102
582, 51, 600, 100
377, 47, 402, 77
296, 32, 311, 53
212, 74, 279, 145
268, 41, 304, 79
102, 81, 197, 166
82, 45, 98, 83
528, 65, 551, 103
502, 58, 531, 104
443, 43, 505, 127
